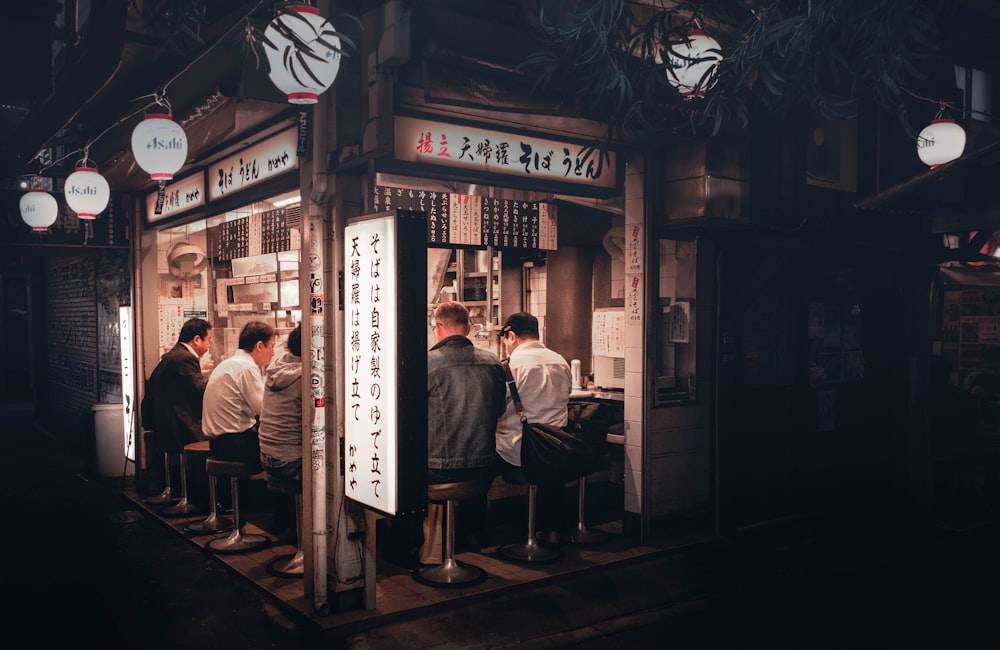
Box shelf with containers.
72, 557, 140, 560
429, 246, 501, 352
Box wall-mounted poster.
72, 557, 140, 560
669, 301, 691, 343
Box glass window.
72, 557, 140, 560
656, 238, 696, 405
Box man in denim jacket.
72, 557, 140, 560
427, 300, 507, 483
385, 301, 505, 568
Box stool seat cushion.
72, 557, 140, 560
427, 479, 487, 502
206, 457, 258, 477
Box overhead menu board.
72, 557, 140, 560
214, 208, 291, 260
373, 185, 557, 250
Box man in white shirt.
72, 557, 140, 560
202, 321, 276, 471
495, 312, 572, 546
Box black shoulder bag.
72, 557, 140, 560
502, 361, 594, 484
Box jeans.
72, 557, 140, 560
260, 454, 302, 483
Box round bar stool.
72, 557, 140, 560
565, 475, 611, 545
161, 441, 209, 517
496, 469, 561, 564
142, 430, 180, 506
265, 474, 304, 579
205, 457, 271, 554
186, 466, 233, 535
414, 479, 489, 588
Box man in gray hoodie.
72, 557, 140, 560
259, 323, 303, 537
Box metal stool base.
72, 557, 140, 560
414, 559, 487, 588
144, 487, 177, 506
267, 550, 304, 579
565, 523, 611, 545
564, 476, 611, 545
186, 512, 233, 535
161, 498, 202, 518
497, 539, 561, 563
206, 530, 270, 555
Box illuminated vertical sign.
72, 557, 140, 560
344, 214, 399, 514
119, 306, 136, 462
343, 210, 428, 517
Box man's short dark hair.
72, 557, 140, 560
433, 301, 470, 329
239, 321, 275, 352
178, 318, 211, 344
502, 312, 539, 338
287, 323, 302, 357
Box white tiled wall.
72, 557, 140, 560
527, 266, 547, 341
623, 156, 644, 516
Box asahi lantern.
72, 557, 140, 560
20, 189, 58, 232
64, 165, 110, 220
665, 30, 722, 99
917, 119, 966, 168
130, 113, 188, 182
264, 4, 342, 104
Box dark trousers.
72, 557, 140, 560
494, 456, 566, 534
208, 429, 262, 473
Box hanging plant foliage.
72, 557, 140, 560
520, 0, 949, 140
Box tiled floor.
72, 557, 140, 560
121, 480, 716, 634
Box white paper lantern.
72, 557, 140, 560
130, 113, 188, 182
64, 166, 110, 219
20, 189, 58, 232
264, 4, 342, 104
665, 30, 723, 99
917, 119, 966, 168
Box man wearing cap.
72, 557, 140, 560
496, 311, 573, 546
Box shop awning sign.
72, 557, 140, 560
394, 115, 617, 191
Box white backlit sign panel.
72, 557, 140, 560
208, 128, 299, 201
344, 214, 399, 514
145, 173, 205, 224
119, 306, 136, 462
394, 115, 617, 190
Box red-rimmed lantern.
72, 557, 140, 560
264, 4, 342, 104
665, 30, 723, 99
20, 189, 58, 232
130, 113, 188, 182
64, 165, 110, 219
917, 118, 966, 168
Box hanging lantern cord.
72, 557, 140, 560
152, 90, 172, 115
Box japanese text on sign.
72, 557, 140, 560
208, 128, 299, 200
344, 215, 399, 514
373, 185, 558, 250
395, 116, 617, 190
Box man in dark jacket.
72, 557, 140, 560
141, 318, 213, 493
